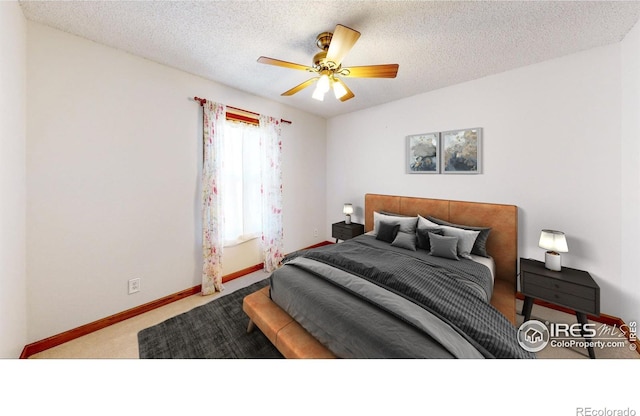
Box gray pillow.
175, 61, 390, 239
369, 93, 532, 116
427, 216, 492, 258
428, 233, 459, 260
376, 222, 400, 243
416, 227, 444, 251
391, 231, 417, 251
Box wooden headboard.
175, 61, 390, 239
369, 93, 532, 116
364, 193, 518, 287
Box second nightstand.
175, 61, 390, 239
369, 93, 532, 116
520, 257, 600, 358
331, 221, 365, 243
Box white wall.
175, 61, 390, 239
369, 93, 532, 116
26, 22, 326, 342
327, 42, 634, 321
621, 20, 640, 325
0, 1, 27, 358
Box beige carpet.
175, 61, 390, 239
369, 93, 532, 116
29, 270, 272, 359
515, 299, 638, 359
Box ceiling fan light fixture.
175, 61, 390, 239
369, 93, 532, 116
317, 73, 330, 93
332, 79, 347, 99
313, 72, 331, 100
257, 24, 398, 103
312, 85, 326, 101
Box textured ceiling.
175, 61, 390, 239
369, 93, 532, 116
19, 1, 640, 119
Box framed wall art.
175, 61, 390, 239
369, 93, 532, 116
440, 127, 482, 174
407, 132, 440, 174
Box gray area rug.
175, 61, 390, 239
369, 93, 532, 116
138, 279, 283, 359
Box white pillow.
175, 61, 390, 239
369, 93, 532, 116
373, 211, 418, 235
440, 225, 480, 260
417, 215, 440, 230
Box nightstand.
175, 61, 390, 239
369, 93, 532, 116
520, 257, 600, 358
332, 221, 365, 243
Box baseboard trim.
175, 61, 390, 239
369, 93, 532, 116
299, 240, 333, 250
20, 284, 203, 359
516, 292, 640, 355
20, 240, 334, 359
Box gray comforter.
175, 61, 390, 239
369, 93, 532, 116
270, 235, 534, 359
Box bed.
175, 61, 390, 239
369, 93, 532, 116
243, 193, 533, 359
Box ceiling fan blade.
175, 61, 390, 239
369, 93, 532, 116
343, 64, 399, 78
281, 77, 319, 96
258, 56, 311, 72
335, 78, 355, 102
326, 24, 361, 66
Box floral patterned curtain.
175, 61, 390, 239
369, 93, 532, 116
259, 115, 284, 272
201, 101, 226, 295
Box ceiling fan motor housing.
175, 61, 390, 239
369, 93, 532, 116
313, 50, 328, 68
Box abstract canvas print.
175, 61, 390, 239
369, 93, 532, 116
441, 128, 482, 174
407, 132, 440, 173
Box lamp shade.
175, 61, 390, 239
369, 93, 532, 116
317, 73, 330, 93
333, 79, 348, 99
343, 203, 353, 224
538, 230, 568, 253
312, 86, 325, 101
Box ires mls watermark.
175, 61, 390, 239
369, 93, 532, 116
517, 319, 637, 353
576, 408, 636, 416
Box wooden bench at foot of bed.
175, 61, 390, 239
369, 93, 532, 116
242, 286, 336, 358
242, 282, 515, 359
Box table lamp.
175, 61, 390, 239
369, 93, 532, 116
538, 229, 568, 271
343, 203, 353, 224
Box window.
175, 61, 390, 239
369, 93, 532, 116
220, 121, 262, 246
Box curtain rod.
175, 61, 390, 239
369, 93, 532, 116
194, 96, 292, 124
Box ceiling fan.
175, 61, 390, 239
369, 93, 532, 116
257, 24, 399, 102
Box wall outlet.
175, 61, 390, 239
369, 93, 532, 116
313, 228, 318, 237
128, 278, 140, 294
